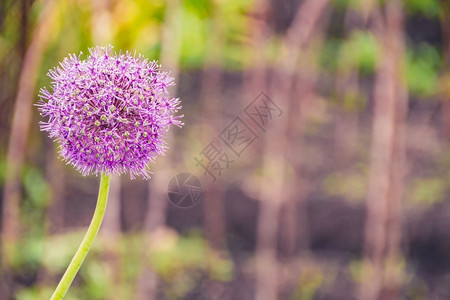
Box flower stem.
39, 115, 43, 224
50, 173, 111, 300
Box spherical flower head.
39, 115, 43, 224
38, 45, 183, 179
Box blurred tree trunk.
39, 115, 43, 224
36, 137, 65, 286
91, 0, 112, 45
333, 4, 372, 162
45, 143, 65, 235
280, 37, 324, 259
255, 1, 329, 299
19, 0, 30, 57
1, 0, 55, 296
242, 0, 270, 98
197, 3, 229, 297
200, 2, 227, 252
359, 1, 407, 300
136, 0, 182, 298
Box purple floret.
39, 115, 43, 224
37, 45, 183, 178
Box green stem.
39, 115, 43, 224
50, 173, 111, 300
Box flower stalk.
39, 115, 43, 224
50, 173, 111, 300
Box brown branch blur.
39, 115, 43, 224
255, 1, 330, 300
359, 1, 408, 299
1, 0, 56, 296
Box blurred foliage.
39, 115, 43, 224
148, 229, 233, 299
320, 38, 341, 72
407, 177, 446, 205
15, 287, 54, 300
403, 0, 439, 18
0, 154, 6, 184
0, 1, 21, 54
350, 257, 406, 286
405, 278, 429, 300
341, 89, 366, 112
16, 230, 233, 300
349, 259, 364, 283
405, 43, 440, 98
331, 0, 360, 11
291, 266, 324, 300
41, 231, 90, 273
179, 5, 208, 68
321, 30, 378, 79
338, 31, 379, 75
23, 166, 50, 208
5, 166, 49, 273
322, 170, 367, 203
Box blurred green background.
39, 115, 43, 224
1, 0, 450, 299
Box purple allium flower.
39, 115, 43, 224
38, 45, 183, 178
